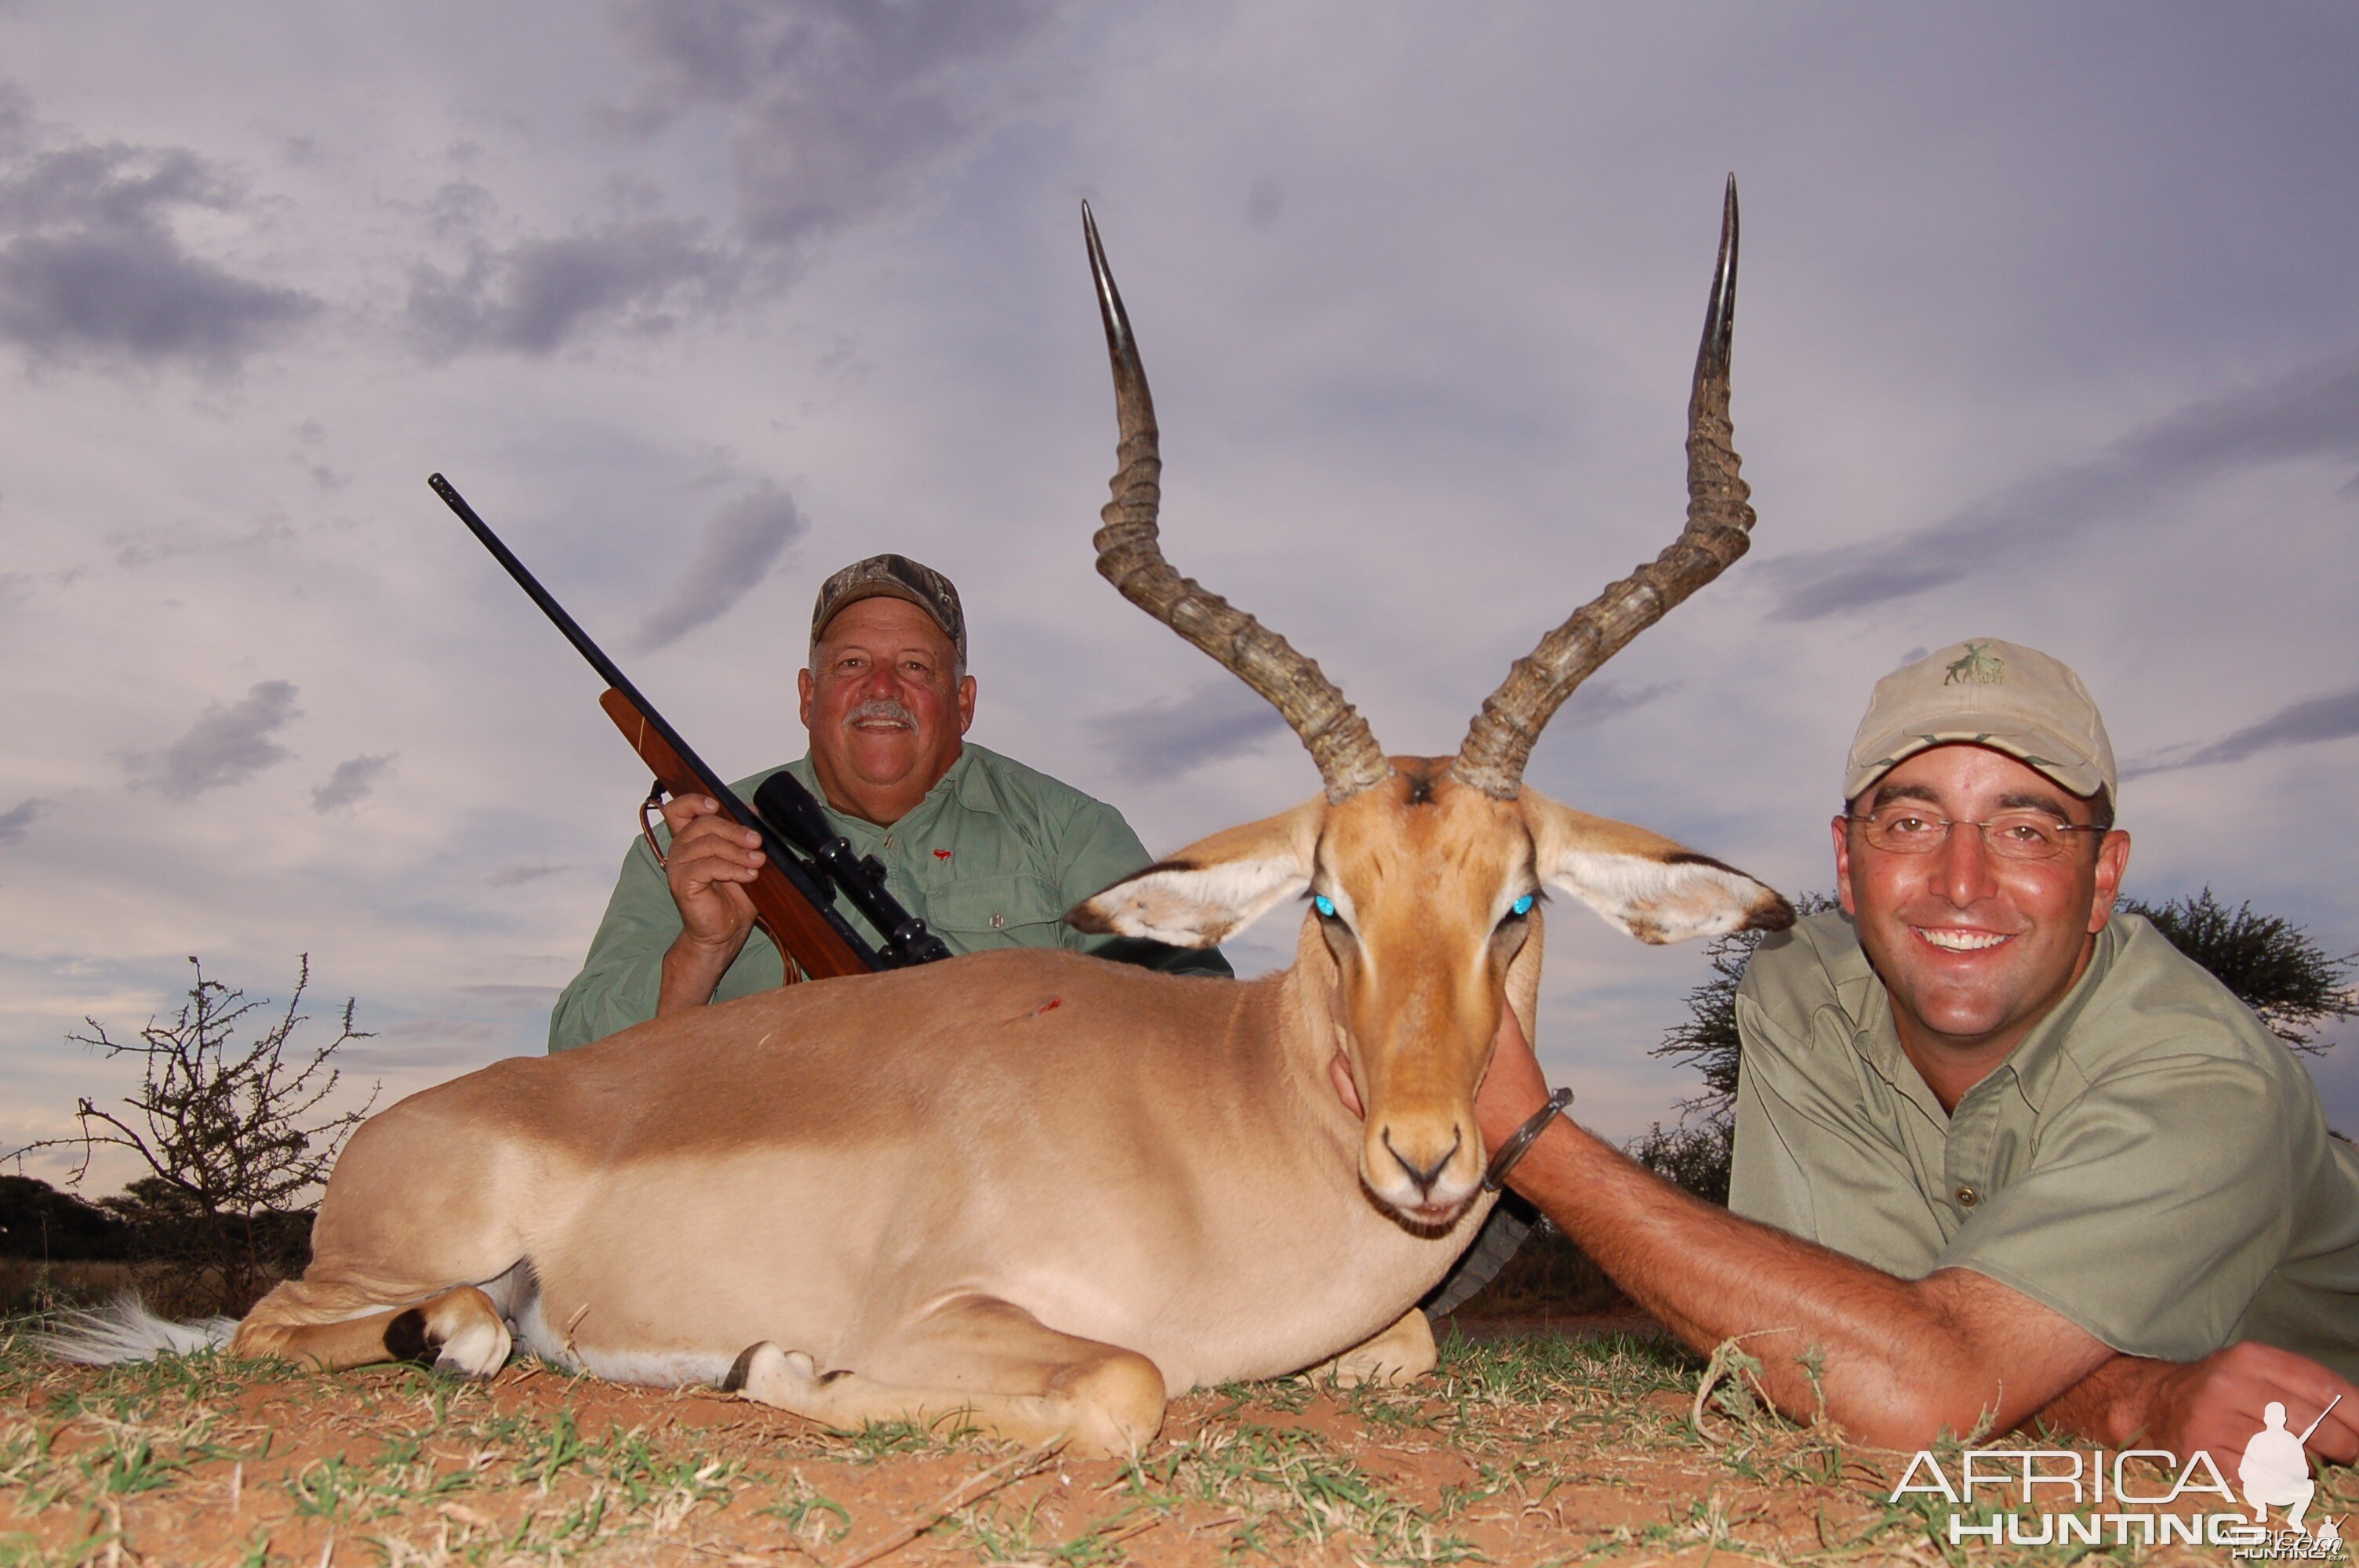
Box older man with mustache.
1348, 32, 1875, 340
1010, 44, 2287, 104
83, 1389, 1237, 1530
551, 554, 1228, 1051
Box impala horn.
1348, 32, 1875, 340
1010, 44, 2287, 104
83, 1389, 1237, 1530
1084, 203, 1393, 804
1452, 176, 1757, 799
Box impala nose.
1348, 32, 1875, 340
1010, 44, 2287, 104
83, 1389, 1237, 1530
1382, 1127, 1463, 1197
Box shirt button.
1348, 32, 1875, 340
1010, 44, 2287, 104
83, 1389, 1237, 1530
1954, 1185, 1979, 1208
990, 913, 1006, 929
882, 834, 895, 849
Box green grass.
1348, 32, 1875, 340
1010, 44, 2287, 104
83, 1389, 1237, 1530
2, 1312, 2350, 1566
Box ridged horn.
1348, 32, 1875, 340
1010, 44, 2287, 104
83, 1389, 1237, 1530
1083, 202, 1393, 803
1452, 176, 1757, 799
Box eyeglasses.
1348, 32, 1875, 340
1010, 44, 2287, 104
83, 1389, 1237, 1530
1842, 806, 2106, 862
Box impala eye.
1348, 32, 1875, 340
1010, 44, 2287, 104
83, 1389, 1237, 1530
1509, 893, 1535, 917
1313, 895, 1338, 920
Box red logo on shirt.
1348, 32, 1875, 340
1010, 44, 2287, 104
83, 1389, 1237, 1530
934, 849, 952, 859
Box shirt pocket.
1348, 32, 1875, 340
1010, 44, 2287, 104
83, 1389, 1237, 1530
921, 873, 1070, 953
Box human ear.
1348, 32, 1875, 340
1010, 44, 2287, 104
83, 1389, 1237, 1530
1832, 815, 1859, 917
2087, 829, 2131, 934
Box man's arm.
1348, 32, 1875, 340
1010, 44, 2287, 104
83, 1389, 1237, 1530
546, 801, 783, 1051
1480, 1015, 2359, 1460
549, 838, 682, 1051
647, 793, 769, 1013
1478, 1013, 2117, 1448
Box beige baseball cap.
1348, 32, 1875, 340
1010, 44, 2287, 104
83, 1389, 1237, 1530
809, 554, 966, 663
1845, 638, 2116, 802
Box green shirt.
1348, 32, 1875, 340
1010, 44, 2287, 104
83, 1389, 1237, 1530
547, 742, 1230, 1051
1730, 909, 2359, 1377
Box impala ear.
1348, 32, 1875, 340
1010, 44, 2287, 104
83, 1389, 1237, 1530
1522, 791, 1793, 945
1067, 796, 1325, 948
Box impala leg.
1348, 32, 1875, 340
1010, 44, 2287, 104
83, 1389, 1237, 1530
227, 1083, 534, 1377
1314, 1307, 1438, 1387
726, 1294, 1166, 1458
234, 1280, 512, 1375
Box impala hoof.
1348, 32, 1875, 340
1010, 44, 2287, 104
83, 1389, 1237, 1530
384, 1287, 511, 1378
726, 1341, 822, 1404
434, 1314, 512, 1378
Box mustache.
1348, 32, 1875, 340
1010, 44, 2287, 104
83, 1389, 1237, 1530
846, 699, 918, 729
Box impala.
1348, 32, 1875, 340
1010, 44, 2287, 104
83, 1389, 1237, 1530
64, 183, 1790, 1457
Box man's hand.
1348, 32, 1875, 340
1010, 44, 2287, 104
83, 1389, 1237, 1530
1470, 1047, 2130, 1445
2042, 1341, 2359, 1468
655, 795, 765, 1014
1474, 1004, 1552, 1154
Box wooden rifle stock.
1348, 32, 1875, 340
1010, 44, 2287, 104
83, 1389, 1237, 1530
598, 688, 871, 982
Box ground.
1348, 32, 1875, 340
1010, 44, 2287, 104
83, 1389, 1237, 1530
7, 1302, 2350, 1568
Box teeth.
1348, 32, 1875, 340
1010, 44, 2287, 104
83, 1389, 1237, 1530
1917, 928, 2008, 952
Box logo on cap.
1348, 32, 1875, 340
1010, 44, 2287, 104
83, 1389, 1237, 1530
1943, 642, 2005, 687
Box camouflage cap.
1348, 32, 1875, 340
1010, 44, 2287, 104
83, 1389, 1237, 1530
809, 554, 966, 663
1845, 638, 2117, 803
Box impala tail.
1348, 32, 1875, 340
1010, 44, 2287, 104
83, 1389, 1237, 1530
37, 1294, 238, 1364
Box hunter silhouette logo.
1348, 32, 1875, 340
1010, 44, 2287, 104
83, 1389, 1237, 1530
1943, 641, 2005, 685
2240, 1396, 2343, 1538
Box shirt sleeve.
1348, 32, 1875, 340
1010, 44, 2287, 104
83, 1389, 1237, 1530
1052, 798, 1234, 979
1728, 992, 1948, 1279
545, 835, 787, 1051
1936, 1054, 2295, 1360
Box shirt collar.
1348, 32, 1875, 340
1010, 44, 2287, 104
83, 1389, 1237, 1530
1802, 918, 1942, 1122
1990, 915, 2121, 1113
951, 746, 1002, 815
1847, 965, 1951, 1128
1841, 910, 2125, 1120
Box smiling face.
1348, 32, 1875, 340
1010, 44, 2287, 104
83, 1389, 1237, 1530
1834, 743, 2129, 1096
797, 597, 976, 826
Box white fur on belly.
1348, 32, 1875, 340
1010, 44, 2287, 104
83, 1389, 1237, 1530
509, 1291, 735, 1388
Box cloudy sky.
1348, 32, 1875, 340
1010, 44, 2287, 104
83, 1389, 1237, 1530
5, 2, 2355, 1192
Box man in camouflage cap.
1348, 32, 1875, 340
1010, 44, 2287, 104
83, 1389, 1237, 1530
807, 553, 969, 667
1470, 637, 2357, 1469
551, 553, 1228, 1048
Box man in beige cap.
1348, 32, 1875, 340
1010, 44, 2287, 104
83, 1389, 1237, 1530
1470, 637, 2358, 1467
551, 554, 1228, 1049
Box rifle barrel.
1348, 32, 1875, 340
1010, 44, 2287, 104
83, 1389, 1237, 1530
431, 472, 886, 973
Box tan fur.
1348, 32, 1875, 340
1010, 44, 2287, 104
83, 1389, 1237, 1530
234, 764, 1783, 1457
237, 1283, 508, 1375
1316, 1308, 1438, 1387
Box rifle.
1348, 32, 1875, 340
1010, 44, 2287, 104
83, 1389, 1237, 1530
431, 473, 953, 981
